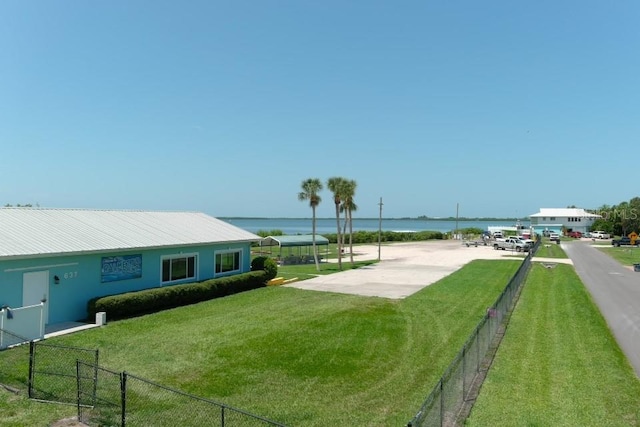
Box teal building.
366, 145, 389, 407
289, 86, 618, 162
0, 208, 260, 326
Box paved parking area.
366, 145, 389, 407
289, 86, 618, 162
286, 240, 526, 299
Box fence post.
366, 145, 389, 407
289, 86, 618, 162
475, 328, 480, 373
121, 372, 127, 427
462, 346, 466, 399
76, 361, 82, 422
28, 341, 35, 398
93, 351, 99, 403
439, 378, 444, 427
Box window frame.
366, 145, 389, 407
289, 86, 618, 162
215, 249, 243, 276
160, 253, 198, 284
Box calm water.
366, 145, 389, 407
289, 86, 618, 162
222, 218, 527, 235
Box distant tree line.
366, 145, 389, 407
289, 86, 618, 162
416, 215, 529, 221
587, 197, 640, 236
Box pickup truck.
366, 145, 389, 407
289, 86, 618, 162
493, 238, 530, 252
591, 231, 610, 239
516, 236, 535, 246
549, 233, 560, 243
611, 237, 638, 247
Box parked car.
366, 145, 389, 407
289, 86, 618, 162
611, 237, 639, 247
514, 236, 535, 247
591, 231, 610, 239
549, 233, 560, 243
493, 231, 503, 238
568, 231, 582, 238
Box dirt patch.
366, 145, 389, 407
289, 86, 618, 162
50, 417, 88, 427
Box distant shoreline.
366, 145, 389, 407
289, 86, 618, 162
219, 217, 527, 222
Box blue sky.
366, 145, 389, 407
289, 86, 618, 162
1, 1, 638, 218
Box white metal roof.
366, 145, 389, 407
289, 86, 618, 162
529, 208, 601, 218
260, 235, 329, 247
0, 208, 260, 260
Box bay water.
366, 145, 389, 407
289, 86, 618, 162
222, 218, 527, 235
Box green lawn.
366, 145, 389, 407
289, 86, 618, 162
274, 259, 378, 281
467, 263, 640, 426
0, 259, 520, 427
533, 239, 568, 258
597, 246, 640, 266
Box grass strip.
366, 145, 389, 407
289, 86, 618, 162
597, 246, 640, 266
466, 263, 640, 426
533, 239, 568, 258
1, 260, 520, 426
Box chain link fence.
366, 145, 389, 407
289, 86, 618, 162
0, 328, 29, 350
76, 361, 287, 426
28, 341, 99, 404
22, 340, 285, 426
407, 240, 540, 426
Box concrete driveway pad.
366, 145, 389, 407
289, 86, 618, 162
285, 240, 524, 299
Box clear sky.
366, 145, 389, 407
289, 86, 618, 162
1, 1, 638, 219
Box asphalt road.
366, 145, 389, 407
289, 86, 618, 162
562, 241, 640, 377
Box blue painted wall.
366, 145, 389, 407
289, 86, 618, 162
0, 242, 253, 324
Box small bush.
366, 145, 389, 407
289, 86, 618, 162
87, 271, 269, 321
262, 257, 278, 280
251, 256, 278, 280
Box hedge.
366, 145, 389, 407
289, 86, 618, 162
87, 270, 270, 321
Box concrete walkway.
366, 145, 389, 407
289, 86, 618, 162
44, 321, 99, 338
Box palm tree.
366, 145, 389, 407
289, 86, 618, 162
327, 177, 348, 270
298, 178, 323, 271
341, 180, 358, 264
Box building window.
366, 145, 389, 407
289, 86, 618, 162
162, 254, 197, 283
550, 217, 556, 221
215, 250, 242, 275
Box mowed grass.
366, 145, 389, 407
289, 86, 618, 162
597, 246, 640, 266
467, 263, 640, 426
0, 259, 520, 427
274, 259, 378, 281
533, 239, 568, 258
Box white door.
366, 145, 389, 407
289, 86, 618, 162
23, 271, 49, 324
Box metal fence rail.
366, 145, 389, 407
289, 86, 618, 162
407, 240, 540, 426
77, 361, 287, 427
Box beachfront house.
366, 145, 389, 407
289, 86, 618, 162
0, 208, 260, 336
529, 208, 601, 235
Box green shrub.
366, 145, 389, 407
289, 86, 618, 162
251, 256, 278, 281
251, 256, 268, 271
255, 229, 284, 237
87, 271, 268, 321
323, 230, 444, 244
262, 257, 278, 280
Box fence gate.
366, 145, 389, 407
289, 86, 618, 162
77, 361, 123, 426
28, 341, 98, 404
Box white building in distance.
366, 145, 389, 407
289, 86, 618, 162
529, 208, 601, 235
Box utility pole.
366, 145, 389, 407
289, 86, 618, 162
455, 202, 459, 240
378, 197, 383, 261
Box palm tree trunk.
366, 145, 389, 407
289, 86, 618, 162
312, 206, 320, 271
335, 202, 342, 270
